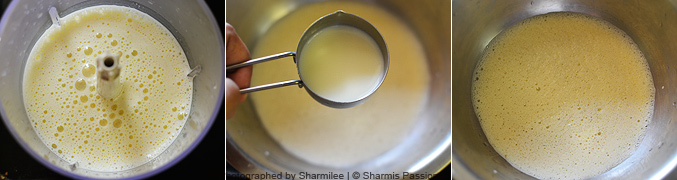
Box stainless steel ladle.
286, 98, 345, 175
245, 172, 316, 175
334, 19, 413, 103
226, 10, 389, 108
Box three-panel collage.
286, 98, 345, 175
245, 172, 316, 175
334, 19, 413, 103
5, 0, 672, 180
0, 0, 451, 179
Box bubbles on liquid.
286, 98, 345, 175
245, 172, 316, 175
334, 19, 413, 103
79, 95, 88, 103
99, 119, 107, 126
24, 5, 193, 171
82, 63, 96, 77
472, 12, 653, 179
84, 47, 93, 55
75, 79, 87, 91
112, 119, 122, 128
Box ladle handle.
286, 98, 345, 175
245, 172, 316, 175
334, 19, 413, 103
240, 80, 302, 94
226, 52, 296, 71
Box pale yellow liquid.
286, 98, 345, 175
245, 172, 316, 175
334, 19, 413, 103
472, 13, 654, 179
248, 1, 429, 167
23, 5, 192, 171
299, 25, 384, 102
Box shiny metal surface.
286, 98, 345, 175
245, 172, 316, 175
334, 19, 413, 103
227, 52, 296, 72
228, 10, 389, 109
240, 79, 302, 94
453, 0, 677, 179
296, 10, 389, 108
227, 0, 450, 177
0, 0, 223, 179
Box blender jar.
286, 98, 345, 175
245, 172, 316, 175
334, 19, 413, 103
0, 0, 223, 178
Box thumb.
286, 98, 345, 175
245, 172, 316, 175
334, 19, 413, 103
226, 78, 241, 120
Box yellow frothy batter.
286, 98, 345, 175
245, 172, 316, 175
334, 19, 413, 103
23, 5, 192, 171
473, 12, 654, 179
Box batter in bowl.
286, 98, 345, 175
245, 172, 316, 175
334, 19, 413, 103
250, 1, 430, 167
472, 12, 655, 179
23, 5, 192, 171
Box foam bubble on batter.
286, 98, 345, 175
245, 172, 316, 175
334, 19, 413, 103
472, 12, 654, 179
23, 5, 192, 171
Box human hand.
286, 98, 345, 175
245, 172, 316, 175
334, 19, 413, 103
226, 23, 252, 120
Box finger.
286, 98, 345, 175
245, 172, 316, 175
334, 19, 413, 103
228, 65, 252, 90
225, 23, 252, 90
226, 23, 251, 65
226, 78, 241, 120
229, 67, 250, 103
241, 92, 248, 103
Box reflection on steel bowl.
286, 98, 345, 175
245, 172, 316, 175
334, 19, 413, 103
454, 0, 677, 179
227, 0, 450, 177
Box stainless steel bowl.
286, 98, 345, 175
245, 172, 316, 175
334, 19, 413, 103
227, 0, 450, 177
453, 0, 677, 179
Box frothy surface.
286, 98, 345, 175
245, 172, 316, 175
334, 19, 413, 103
23, 5, 192, 171
250, 1, 429, 167
472, 12, 654, 179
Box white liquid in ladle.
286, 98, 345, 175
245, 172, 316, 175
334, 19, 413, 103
299, 25, 385, 103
